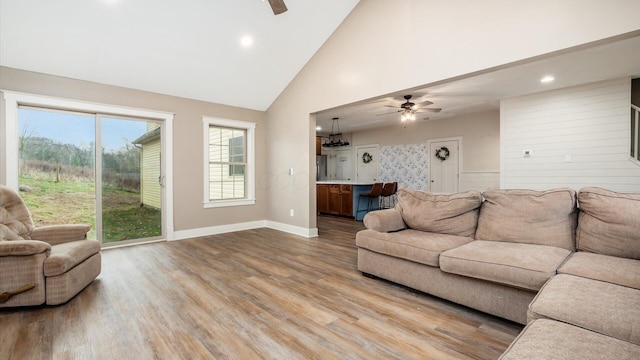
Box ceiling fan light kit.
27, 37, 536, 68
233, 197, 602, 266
377, 95, 442, 124
322, 117, 350, 147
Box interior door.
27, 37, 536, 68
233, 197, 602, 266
429, 140, 459, 193
356, 145, 379, 183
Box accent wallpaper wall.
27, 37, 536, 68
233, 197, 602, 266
379, 143, 428, 191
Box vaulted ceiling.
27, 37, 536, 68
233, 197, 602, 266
0, 0, 359, 111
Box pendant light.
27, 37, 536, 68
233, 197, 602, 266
322, 117, 350, 147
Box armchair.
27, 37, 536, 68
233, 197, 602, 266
0, 184, 101, 307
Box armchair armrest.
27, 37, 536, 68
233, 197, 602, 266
31, 224, 91, 246
363, 208, 406, 233
0, 239, 51, 257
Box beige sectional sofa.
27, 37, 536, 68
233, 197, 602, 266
356, 186, 640, 359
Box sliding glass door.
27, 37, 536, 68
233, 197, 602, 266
17, 107, 163, 245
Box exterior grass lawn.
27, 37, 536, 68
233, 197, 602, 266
19, 176, 161, 243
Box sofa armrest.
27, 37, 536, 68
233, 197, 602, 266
363, 208, 406, 233
0, 239, 51, 257
31, 224, 91, 246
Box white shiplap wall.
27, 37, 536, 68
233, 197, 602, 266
501, 78, 640, 192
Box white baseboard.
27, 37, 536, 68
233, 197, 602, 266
172, 220, 267, 241
171, 220, 318, 241
266, 221, 318, 238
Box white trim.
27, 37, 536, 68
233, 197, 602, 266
172, 220, 267, 241
266, 221, 318, 238
202, 116, 256, 207
1, 90, 175, 241
172, 220, 317, 241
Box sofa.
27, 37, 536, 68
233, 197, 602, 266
356, 186, 640, 359
0, 184, 101, 307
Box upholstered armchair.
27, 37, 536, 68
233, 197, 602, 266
0, 185, 101, 307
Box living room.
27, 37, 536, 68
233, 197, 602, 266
2, 1, 640, 359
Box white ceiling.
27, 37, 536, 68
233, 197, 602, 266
0, 0, 359, 111
316, 34, 640, 135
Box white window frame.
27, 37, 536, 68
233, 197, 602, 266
203, 116, 256, 208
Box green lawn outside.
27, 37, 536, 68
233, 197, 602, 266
19, 176, 161, 243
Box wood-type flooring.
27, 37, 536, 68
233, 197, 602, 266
1, 215, 522, 359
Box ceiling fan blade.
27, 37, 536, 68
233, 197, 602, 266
268, 0, 288, 15
376, 110, 401, 116
384, 105, 402, 109
416, 108, 442, 113
416, 100, 434, 107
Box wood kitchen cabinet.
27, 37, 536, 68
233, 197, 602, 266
317, 184, 329, 214
317, 184, 353, 217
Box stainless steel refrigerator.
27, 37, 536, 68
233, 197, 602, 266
316, 155, 328, 181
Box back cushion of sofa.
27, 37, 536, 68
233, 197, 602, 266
396, 188, 482, 237
577, 187, 640, 260
476, 188, 577, 250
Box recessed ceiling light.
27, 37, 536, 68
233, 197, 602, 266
540, 75, 555, 83
316, 126, 322, 131
240, 36, 253, 48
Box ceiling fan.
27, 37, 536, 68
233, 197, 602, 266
378, 95, 442, 121
267, 0, 288, 15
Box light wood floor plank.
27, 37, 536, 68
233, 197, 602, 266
0, 215, 522, 359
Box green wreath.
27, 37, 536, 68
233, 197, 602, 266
362, 152, 373, 164
435, 146, 450, 161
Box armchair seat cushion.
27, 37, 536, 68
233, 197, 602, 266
44, 239, 101, 277
440, 240, 571, 291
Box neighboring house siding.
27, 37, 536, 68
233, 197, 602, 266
501, 78, 640, 192
141, 138, 162, 209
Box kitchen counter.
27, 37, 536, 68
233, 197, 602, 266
316, 181, 375, 185
316, 182, 379, 221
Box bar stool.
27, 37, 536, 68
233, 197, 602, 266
379, 182, 398, 209
356, 182, 384, 218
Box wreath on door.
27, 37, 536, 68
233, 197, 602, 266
362, 152, 373, 164
435, 146, 450, 161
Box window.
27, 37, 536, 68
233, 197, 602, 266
203, 117, 255, 208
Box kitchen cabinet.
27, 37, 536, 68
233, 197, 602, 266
317, 184, 329, 214
315, 136, 322, 156
317, 184, 353, 217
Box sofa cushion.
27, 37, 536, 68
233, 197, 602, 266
396, 189, 482, 237
44, 239, 101, 277
476, 188, 577, 251
528, 274, 640, 345
440, 240, 571, 291
355, 229, 473, 267
499, 319, 640, 360
577, 187, 640, 260
559, 252, 640, 290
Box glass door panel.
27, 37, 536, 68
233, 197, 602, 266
17, 107, 97, 239
100, 116, 162, 244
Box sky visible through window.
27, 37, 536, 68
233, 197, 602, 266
19, 108, 147, 152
